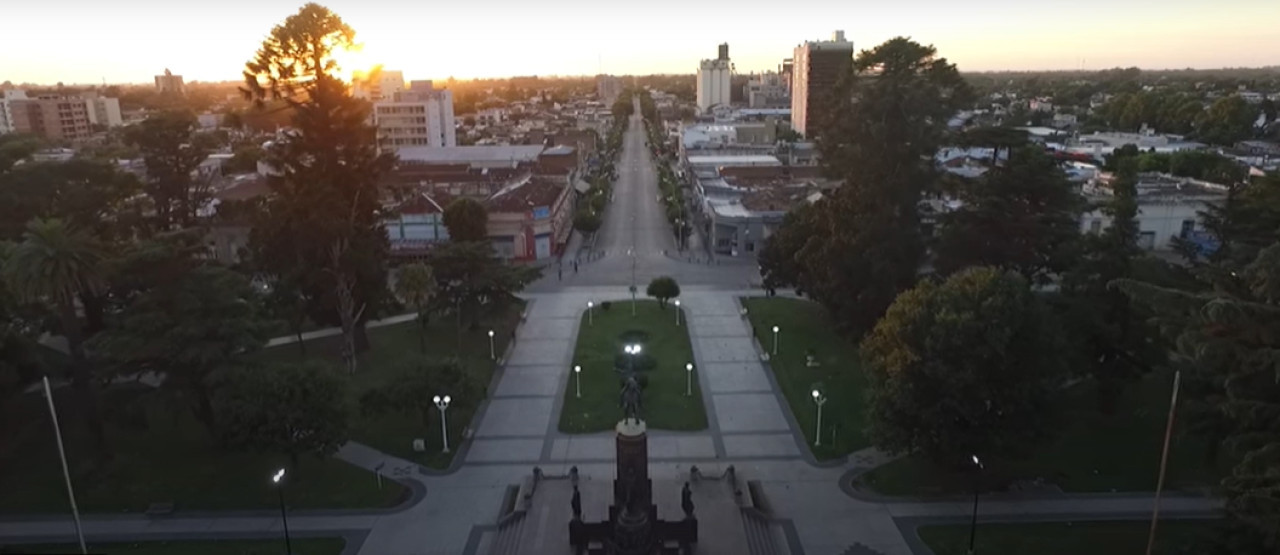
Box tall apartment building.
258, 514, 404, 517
353, 69, 405, 102
596, 75, 622, 104
745, 72, 790, 108
80, 92, 123, 128
696, 43, 732, 113
373, 80, 456, 153
790, 30, 854, 138
155, 69, 185, 95
0, 90, 26, 134
8, 95, 94, 140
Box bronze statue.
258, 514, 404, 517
620, 376, 643, 422
571, 485, 582, 520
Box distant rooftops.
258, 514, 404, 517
396, 145, 546, 168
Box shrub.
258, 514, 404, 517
601, 301, 612, 311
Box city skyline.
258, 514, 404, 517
2, 0, 1279, 85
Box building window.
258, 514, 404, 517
1180, 220, 1195, 238
1090, 220, 1102, 234
1138, 231, 1156, 250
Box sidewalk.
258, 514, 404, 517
264, 312, 417, 348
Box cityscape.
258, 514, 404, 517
1, 2, 1280, 555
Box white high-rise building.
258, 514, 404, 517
373, 80, 456, 153
80, 92, 123, 128
353, 69, 406, 102
0, 90, 26, 134
696, 43, 732, 113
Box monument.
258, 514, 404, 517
568, 378, 698, 554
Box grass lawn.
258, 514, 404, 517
918, 520, 1219, 555
741, 297, 869, 460
0, 385, 406, 514
558, 300, 705, 433
858, 370, 1227, 495
0, 538, 344, 555
254, 301, 525, 469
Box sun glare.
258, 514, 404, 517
329, 43, 373, 84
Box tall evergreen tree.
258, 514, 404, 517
124, 110, 211, 230
934, 145, 1085, 283
763, 37, 972, 335
242, 3, 392, 353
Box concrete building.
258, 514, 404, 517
745, 72, 789, 109
790, 30, 854, 138
696, 44, 733, 113
154, 69, 184, 95
0, 90, 27, 134
8, 95, 94, 140
597, 75, 623, 104
353, 69, 405, 102
395, 145, 546, 169
80, 92, 123, 128
373, 80, 457, 153
1080, 172, 1228, 252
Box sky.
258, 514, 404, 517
3, 0, 1278, 85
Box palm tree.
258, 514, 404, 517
4, 218, 110, 458
394, 262, 437, 353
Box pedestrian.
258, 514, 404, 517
574, 261, 579, 273
558, 267, 563, 281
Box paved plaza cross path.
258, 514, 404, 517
0, 97, 1222, 555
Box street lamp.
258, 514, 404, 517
685, 363, 694, 396
624, 344, 642, 376
488, 329, 496, 360
40, 377, 86, 555
433, 395, 452, 453
587, 301, 594, 326
272, 468, 293, 555
674, 299, 681, 326
574, 365, 582, 398
772, 326, 780, 356
810, 389, 828, 447
968, 455, 984, 555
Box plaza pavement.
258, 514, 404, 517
0, 100, 1224, 555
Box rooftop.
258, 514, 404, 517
396, 145, 545, 166
686, 154, 782, 167
485, 175, 568, 213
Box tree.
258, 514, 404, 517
1117, 243, 1280, 552
934, 145, 1085, 283
861, 267, 1066, 464
394, 262, 437, 353
759, 201, 824, 294
90, 259, 271, 436
1059, 160, 1164, 411
764, 38, 972, 336
1196, 95, 1260, 145
645, 276, 680, 308
0, 159, 143, 241
426, 241, 539, 349
0, 134, 40, 173
0, 243, 48, 415
213, 361, 350, 473
3, 218, 109, 458
124, 110, 211, 230
244, 3, 392, 354
442, 198, 489, 242
359, 356, 480, 437
573, 209, 602, 234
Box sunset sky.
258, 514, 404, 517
3, 0, 1278, 85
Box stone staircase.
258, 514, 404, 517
741, 507, 788, 555
487, 510, 527, 555
837, 544, 885, 555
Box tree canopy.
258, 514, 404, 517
645, 276, 680, 308
862, 267, 1067, 463
442, 198, 489, 242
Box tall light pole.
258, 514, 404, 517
487, 329, 496, 360
772, 326, 780, 356
574, 365, 582, 398
674, 300, 681, 326
685, 363, 694, 397
587, 301, 594, 326
628, 248, 637, 316
41, 377, 86, 555
433, 395, 452, 453
272, 468, 293, 555
810, 389, 827, 447
968, 455, 984, 555
624, 344, 642, 377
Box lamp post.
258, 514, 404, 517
41, 377, 86, 555
624, 344, 642, 377
574, 365, 582, 398
968, 455, 984, 555
628, 248, 637, 316
272, 468, 293, 555
772, 326, 780, 356
488, 329, 496, 360
433, 395, 452, 453
674, 299, 681, 326
685, 363, 694, 396
587, 301, 594, 326
810, 389, 827, 447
